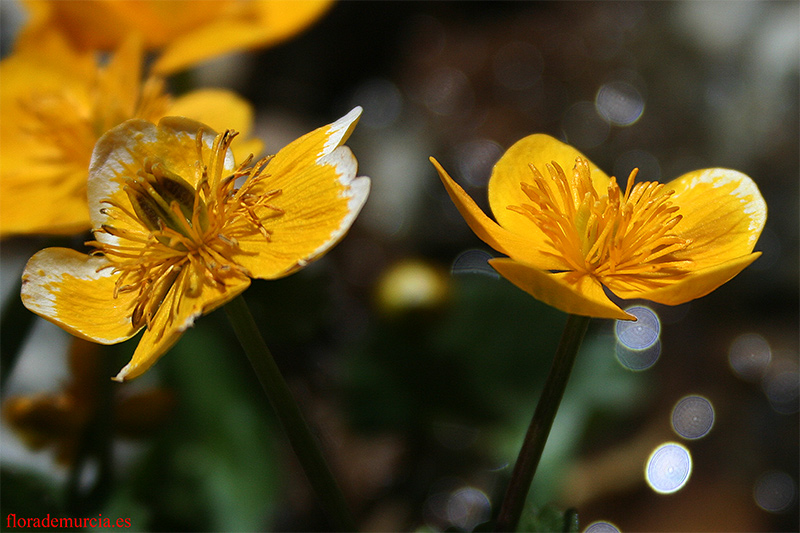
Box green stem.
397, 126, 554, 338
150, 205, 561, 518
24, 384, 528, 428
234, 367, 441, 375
494, 314, 591, 532
66, 343, 116, 514
224, 295, 356, 532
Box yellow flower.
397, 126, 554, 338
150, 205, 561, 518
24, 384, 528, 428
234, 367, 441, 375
2, 338, 174, 465
21, 108, 369, 381
431, 134, 767, 320
17, 0, 334, 74
0, 33, 261, 237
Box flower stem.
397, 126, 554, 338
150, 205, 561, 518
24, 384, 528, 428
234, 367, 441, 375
494, 314, 591, 532
224, 295, 356, 532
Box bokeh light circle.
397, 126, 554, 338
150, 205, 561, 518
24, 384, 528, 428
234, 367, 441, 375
616, 306, 660, 349
646, 442, 692, 494
595, 81, 645, 126
672, 395, 714, 439
585, 521, 620, 533
615, 339, 661, 371
754, 471, 796, 513
446, 487, 491, 531
729, 333, 771, 381
763, 367, 800, 414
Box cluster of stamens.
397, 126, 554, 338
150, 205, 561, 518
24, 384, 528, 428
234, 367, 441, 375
508, 158, 692, 279
88, 130, 283, 330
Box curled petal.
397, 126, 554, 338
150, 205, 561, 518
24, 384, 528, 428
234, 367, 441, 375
21, 248, 140, 344
431, 157, 568, 271
488, 258, 633, 320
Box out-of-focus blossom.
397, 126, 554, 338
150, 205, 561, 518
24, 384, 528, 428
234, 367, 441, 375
0, 34, 261, 237
21, 109, 369, 381
375, 259, 451, 317
432, 134, 767, 319
16, 0, 334, 74
2, 338, 174, 464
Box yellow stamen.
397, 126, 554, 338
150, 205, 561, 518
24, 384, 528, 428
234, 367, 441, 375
508, 158, 691, 279
92, 130, 284, 329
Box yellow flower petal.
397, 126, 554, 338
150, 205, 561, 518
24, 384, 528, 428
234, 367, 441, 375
232, 107, 370, 279
437, 131, 767, 317
607, 252, 761, 306
488, 258, 633, 320
167, 88, 263, 160
21, 248, 140, 344
0, 35, 96, 236
152, 0, 334, 74
668, 168, 767, 268
0, 167, 94, 236
22, 109, 368, 381
20, 0, 333, 75
488, 134, 611, 238
95, 35, 145, 130
431, 157, 569, 271
88, 117, 229, 244
114, 265, 250, 382
1, 29, 251, 238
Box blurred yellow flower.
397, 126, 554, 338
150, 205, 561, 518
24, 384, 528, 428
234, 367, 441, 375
432, 134, 767, 319
21, 109, 369, 381
17, 0, 334, 74
0, 34, 261, 237
2, 338, 174, 465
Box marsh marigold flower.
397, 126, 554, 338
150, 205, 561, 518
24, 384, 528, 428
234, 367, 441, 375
21, 108, 369, 381
17, 0, 334, 74
2, 338, 174, 464
0, 34, 260, 237
431, 134, 766, 320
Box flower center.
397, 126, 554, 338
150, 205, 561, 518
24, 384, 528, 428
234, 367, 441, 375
508, 158, 692, 279
88, 130, 283, 330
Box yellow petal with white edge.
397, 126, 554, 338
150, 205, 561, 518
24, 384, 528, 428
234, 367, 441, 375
432, 157, 569, 271
88, 117, 228, 246
668, 168, 767, 268
232, 108, 370, 279
21, 248, 140, 343
609, 252, 761, 306
489, 258, 633, 320
114, 263, 251, 381
488, 134, 611, 238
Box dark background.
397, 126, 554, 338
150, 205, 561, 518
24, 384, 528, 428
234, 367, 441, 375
1, 1, 797, 531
